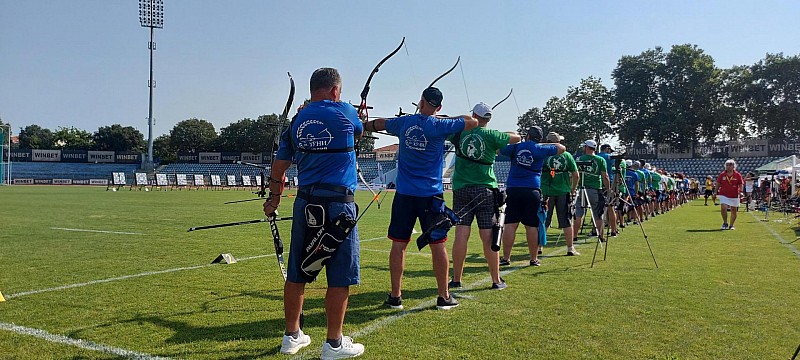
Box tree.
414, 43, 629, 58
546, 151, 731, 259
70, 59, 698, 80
612, 47, 665, 145
516, 107, 546, 134
153, 134, 175, 164
93, 124, 145, 152
170, 118, 217, 153
215, 114, 280, 153
744, 53, 800, 138
564, 76, 614, 143
53, 126, 94, 149
18, 125, 54, 149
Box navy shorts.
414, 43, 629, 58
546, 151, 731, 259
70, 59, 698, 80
388, 193, 447, 244
287, 188, 360, 287
504, 187, 541, 228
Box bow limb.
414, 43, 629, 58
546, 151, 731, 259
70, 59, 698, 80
427, 56, 461, 88
355, 38, 405, 211
492, 88, 513, 110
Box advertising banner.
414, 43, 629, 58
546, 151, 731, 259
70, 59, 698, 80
89, 179, 108, 185
728, 139, 769, 157
198, 152, 221, 164
10, 149, 31, 162
115, 152, 141, 164
657, 144, 693, 159
177, 152, 199, 163
693, 142, 728, 158
32, 149, 61, 162
626, 143, 656, 159
220, 152, 241, 164
60, 150, 88, 163
88, 151, 115, 163
13, 178, 34, 184
767, 139, 800, 157
240, 152, 263, 163
52, 179, 72, 185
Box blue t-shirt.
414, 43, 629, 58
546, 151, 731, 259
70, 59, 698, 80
384, 114, 465, 196
500, 141, 558, 189
598, 152, 613, 181
625, 169, 640, 195
275, 100, 362, 191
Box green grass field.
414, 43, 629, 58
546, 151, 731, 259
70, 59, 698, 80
0, 186, 798, 359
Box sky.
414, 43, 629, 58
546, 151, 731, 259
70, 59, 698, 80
2, 0, 799, 149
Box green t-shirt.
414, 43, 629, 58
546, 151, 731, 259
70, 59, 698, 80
541, 152, 578, 196
635, 170, 646, 193
617, 161, 628, 194
650, 172, 662, 190
575, 154, 607, 190
667, 177, 675, 190
448, 127, 511, 190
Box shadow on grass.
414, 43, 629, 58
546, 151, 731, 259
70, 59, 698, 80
685, 229, 723, 233
68, 288, 439, 357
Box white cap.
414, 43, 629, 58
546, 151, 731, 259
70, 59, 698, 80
624, 159, 633, 167
471, 102, 492, 118
583, 139, 597, 149
645, 163, 652, 170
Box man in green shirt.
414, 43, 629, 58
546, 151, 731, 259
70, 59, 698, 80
541, 132, 580, 256
648, 165, 663, 216
449, 102, 521, 290
572, 140, 611, 243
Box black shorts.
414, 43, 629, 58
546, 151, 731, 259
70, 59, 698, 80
704, 189, 713, 197
505, 187, 541, 228
388, 193, 445, 244
453, 186, 496, 229
546, 194, 574, 229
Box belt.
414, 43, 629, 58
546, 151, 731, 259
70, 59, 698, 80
298, 183, 354, 203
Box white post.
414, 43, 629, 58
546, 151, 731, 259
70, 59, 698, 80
792, 154, 797, 197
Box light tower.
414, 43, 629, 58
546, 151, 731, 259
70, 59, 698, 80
138, 0, 163, 168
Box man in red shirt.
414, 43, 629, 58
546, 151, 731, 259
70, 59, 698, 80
716, 159, 744, 230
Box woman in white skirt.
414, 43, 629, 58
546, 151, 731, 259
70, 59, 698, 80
716, 159, 744, 230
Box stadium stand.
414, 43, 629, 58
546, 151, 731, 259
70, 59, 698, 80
10, 162, 140, 181
649, 157, 781, 178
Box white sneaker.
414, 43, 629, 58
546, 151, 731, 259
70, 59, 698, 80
320, 336, 364, 359
280, 329, 311, 355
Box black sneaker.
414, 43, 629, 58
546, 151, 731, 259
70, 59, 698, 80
610, 231, 618, 237
436, 295, 459, 310
499, 258, 511, 266
491, 281, 507, 290
384, 294, 403, 309
537, 249, 542, 255
447, 280, 462, 289
529, 259, 541, 266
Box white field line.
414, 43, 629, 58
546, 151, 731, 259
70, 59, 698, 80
6, 237, 387, 300
749, 212, 800, 258
50, 227, 145, 235
0, 322, 171, 360
289, 245, 571, 360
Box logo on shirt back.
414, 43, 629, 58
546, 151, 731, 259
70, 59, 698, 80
404, 125, 428, 151
297, 120, 334, 149
461, 133, 485, 160
516, 149, 534, 167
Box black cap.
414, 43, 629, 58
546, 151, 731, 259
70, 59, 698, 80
600, 143, 613, 151
422, 87, 443, 107
526, 126, 543, 142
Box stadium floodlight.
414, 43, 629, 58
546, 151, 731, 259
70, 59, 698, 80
0, 123, 11, 186
138, 0, 164, 169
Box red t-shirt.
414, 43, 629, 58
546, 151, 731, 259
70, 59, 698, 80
716, 171, 743, 198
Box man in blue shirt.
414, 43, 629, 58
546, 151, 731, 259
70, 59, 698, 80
624, 160, 642, 223
264, 68, 364, 358
498, 126, 564, 266
363, 87, 477, 310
